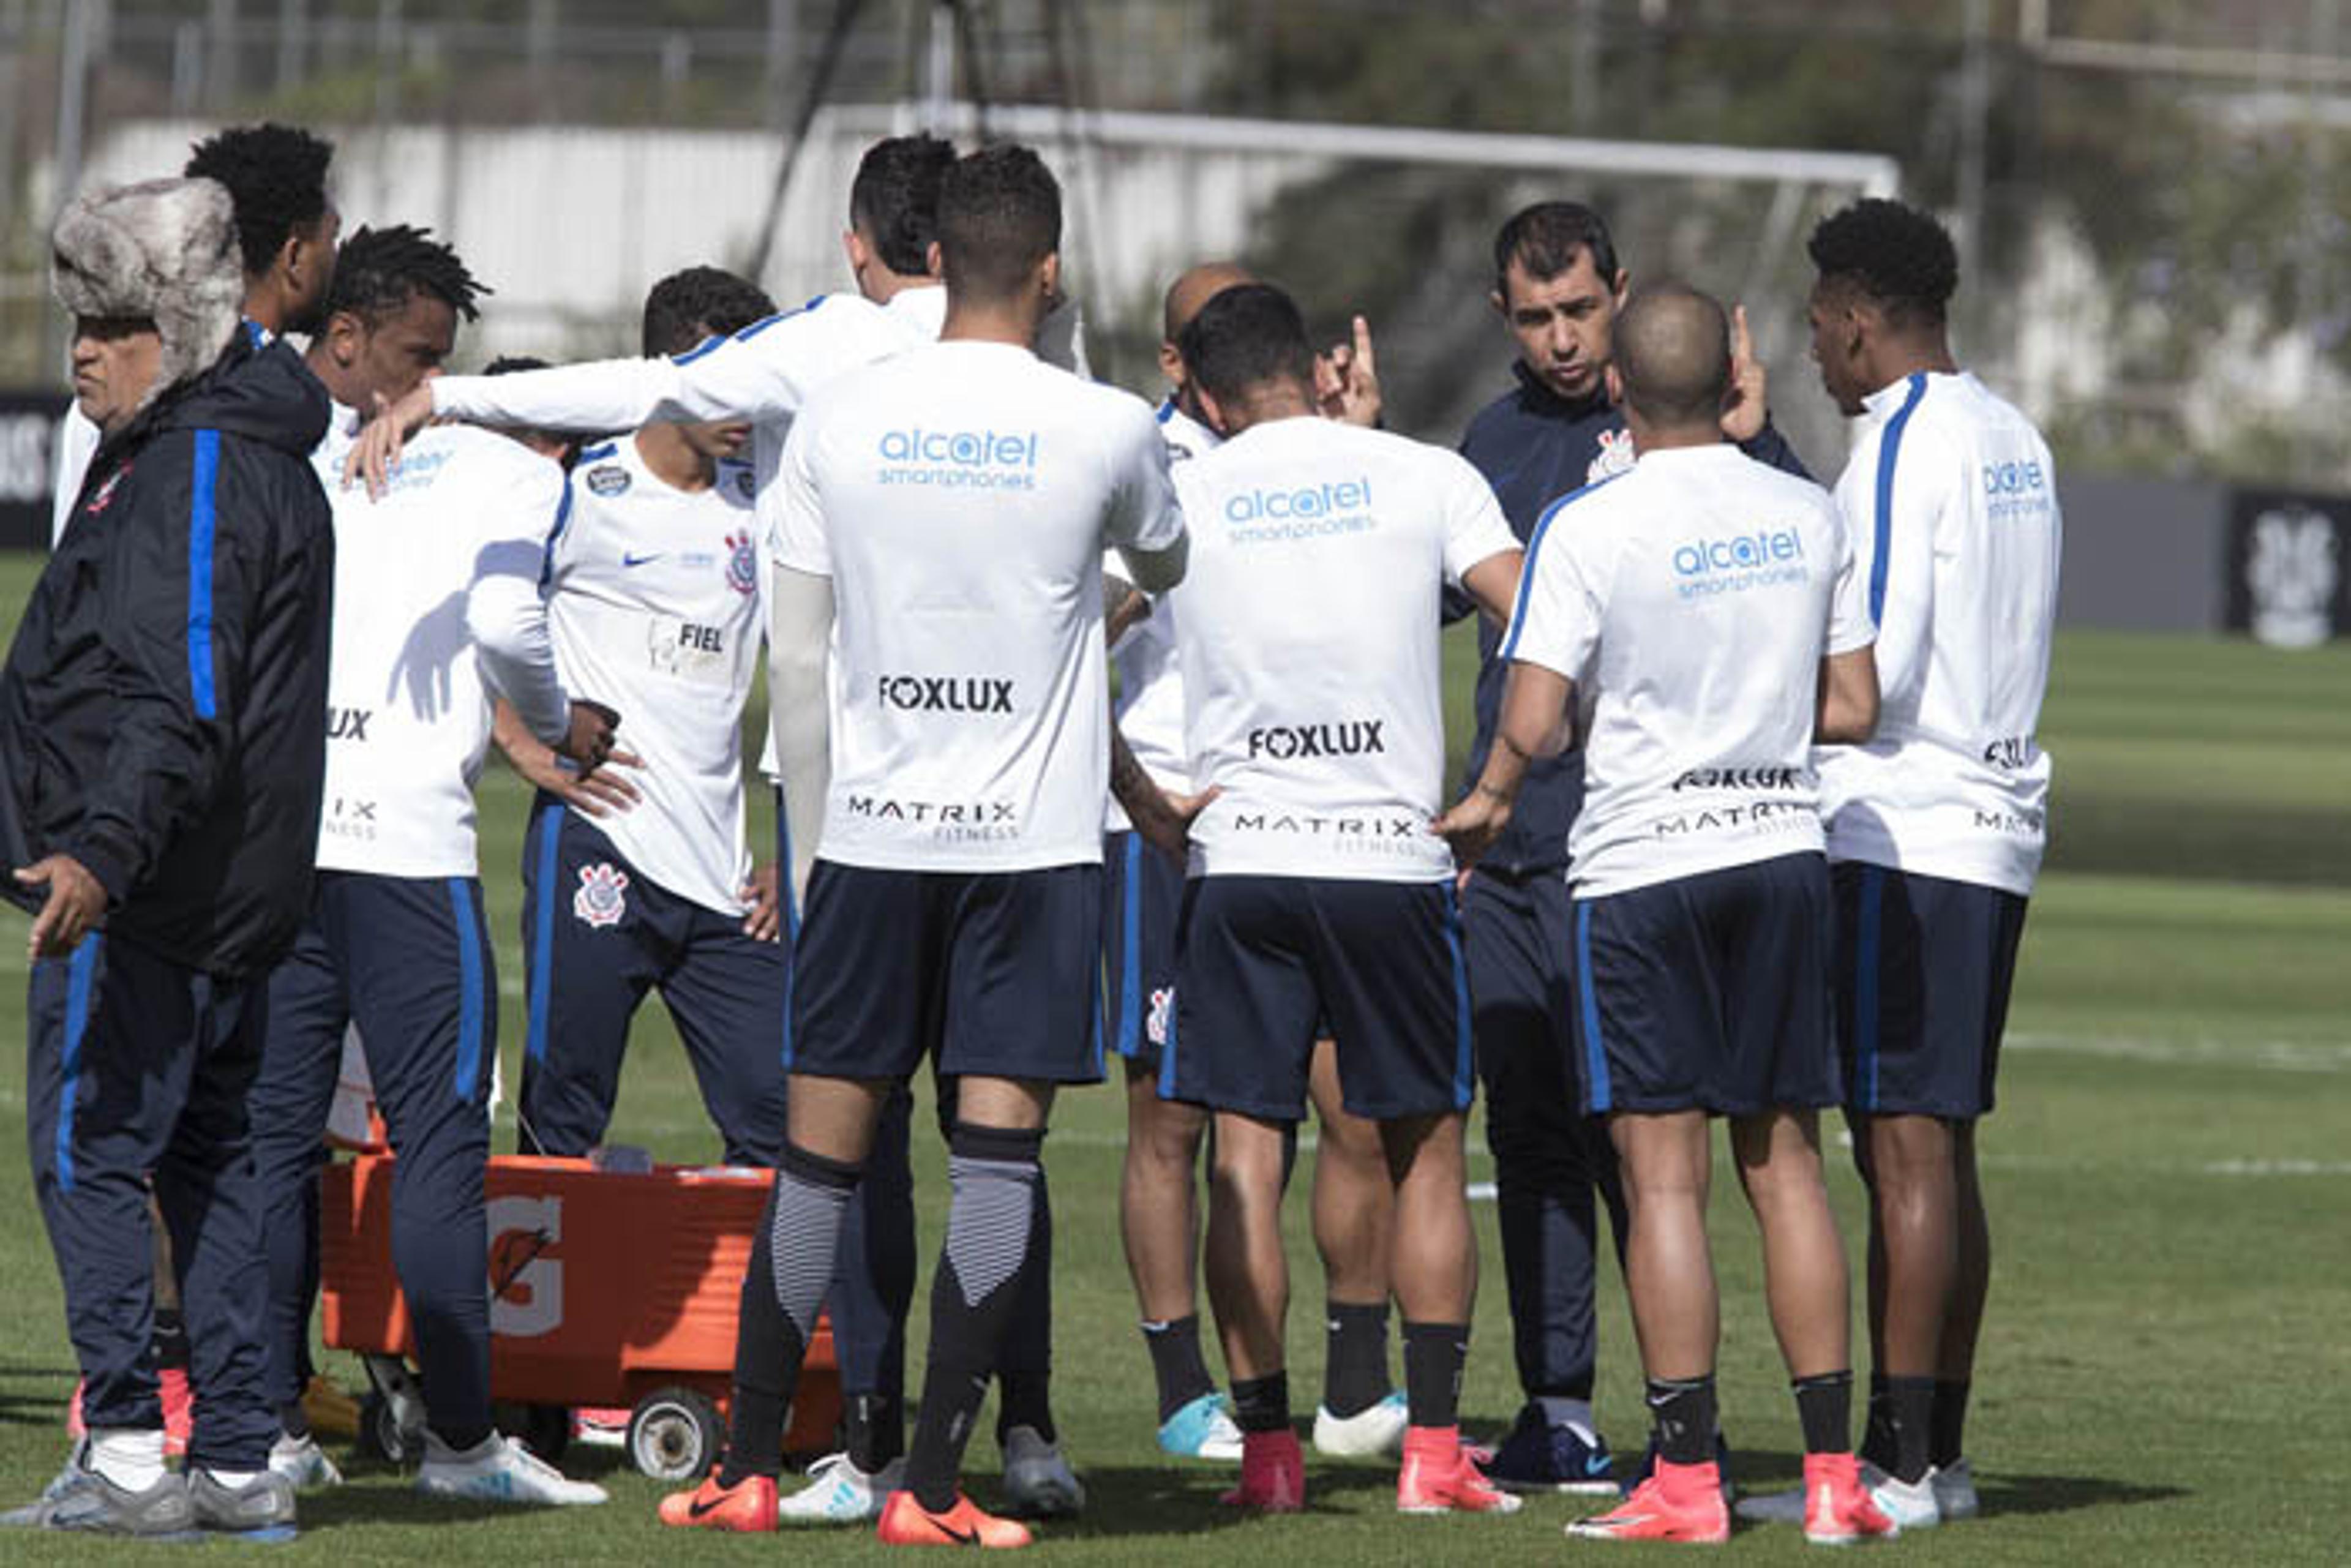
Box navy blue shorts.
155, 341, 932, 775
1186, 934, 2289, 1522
789, 860, 1105, 1086
1833, 863, 2028, 1119
1164, 876, 1472, 1123
1573, 853, 1839, 1117
1100, 830, 1182, 1070
519, 797, 788, 1166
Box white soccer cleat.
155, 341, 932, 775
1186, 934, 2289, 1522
266, 1431, 343, 1490
1859, 1459, 1941, 1530
777, 1451, 901, 1525
1929, 1458, 1979, 1520
414, 1433, 607, 1506
1001, 1425, 1086, 1518
1313, 1392, 1408, 1458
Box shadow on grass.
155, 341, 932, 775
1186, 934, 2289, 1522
1727, 1447, 2187, 1519
0, 1367, 72, 1430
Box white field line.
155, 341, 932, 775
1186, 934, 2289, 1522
2005, 1032, 2351, 1073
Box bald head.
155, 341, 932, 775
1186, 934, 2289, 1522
1163, 261, 1255, 343
1611, 281, 1730, 430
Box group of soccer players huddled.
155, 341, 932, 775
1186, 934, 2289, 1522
2, 113, 2057, 1550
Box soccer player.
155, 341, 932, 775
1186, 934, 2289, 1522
1148, 281, 1523, 1518
1446, 282, 1891, 1545
659, 143, 1188, 1548
1455, 200, 1806, 1493
245, 224, 616, 1507
1113, 261, 1411, 1465
49, 123, 339, 545
509, 265, 789, 1169
1741, 198, 2061, 1531
2, 176, 333, 1537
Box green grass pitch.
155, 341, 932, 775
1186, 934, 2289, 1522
0, 550, 2345, 1562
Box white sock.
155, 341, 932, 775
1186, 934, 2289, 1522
88, 1427, 168, 1491
1536, 1396, 1598, 1447
201, 1466, 264, 1487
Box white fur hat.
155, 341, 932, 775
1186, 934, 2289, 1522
51, 176, 245, 414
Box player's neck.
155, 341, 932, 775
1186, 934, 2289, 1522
1622, 411, 1723, 454
634, 424, 715, 493
241, 284, 282, 337
940, 294, 1045, 350
1872, 334, 1959, 392
861, 269, 936, 305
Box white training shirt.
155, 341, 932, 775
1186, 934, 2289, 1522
49, 405, 100, 545
1503, 443, 1875, 899
545, 433, 765, 915
771, 339, 1185, 873
1174, 416, 1518, 883
1103, 395, 1217, 830
1815, 372, 2061, 896
312, 413, 572, 877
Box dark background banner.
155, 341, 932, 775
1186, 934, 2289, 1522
2225, 488, 2350, 648
0, 392, 67, 552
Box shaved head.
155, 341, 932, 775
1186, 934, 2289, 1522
1163, 261, 1254, 343
1612, 281, 1730, 429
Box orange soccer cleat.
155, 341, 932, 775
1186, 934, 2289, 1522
875, 1488, 1033, 1548
1801, 1452, 1901, 1545
657, 1469, 778, 1532
1397, 1425, 1523, 1515
1218, 1428, 1305, 1513
1565, 1457, 1733, 1544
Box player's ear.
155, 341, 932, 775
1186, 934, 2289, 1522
1487, 287, 1506, 318
924, 239, 943, 280
1610, 268, 1631, 306
1157, 339, 1184, 386
1603, 362, 1624, 407
1038, 251, 1062, 304
842, 227, 869, 276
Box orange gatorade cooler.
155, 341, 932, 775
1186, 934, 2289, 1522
319, 1153, 840, 1479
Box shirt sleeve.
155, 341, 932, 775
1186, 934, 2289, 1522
1843, 419, 1946, 712
466, 451, 572, 745
767, 408, 832, 579
1437, 451, 1521, 588
432, 299, 858, 434
1103, 402, 1185, 555
1499, 505, 1605, 685
1823, 492, 1876, 656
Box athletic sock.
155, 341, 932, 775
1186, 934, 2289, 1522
1536, 1395, 1599, 1444
430, 1420, 494, 1454
1401, 1321, 1469, 1431
1929, 1378, 1972, 1469
1230, 1372, 1291, 1435
719, 1143, 861, 1485
150, 1308, 190, 1371
997, 1371, 1056, 1447
88, 1427, 168, 1491
1645, 1375, 1717, 1468
278, 1400, 311, 1442
1142, 1315, 1217, 1424
1861, 1370, 1895, 1472
844, 1392, 902, 1473
200, 1466, 263, 1487
1791, 1370, 1854, 1456
1322, 1299, 1391, 1418
903, 1124, 1046, 1513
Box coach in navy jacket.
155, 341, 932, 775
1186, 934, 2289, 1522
1452, 201, 1811, 1492
1, 176, 330, 1535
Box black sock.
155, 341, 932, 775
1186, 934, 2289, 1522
1230, 1371, 1291, 1435
1860, 1370, 1895, 1472
1142, 1315, 1217, 1424
278, 1400, 310, 1441
1862, 1373, 1935, 1482
1791, 1370, 1854, 1457
844, 1392, 902, 1473
997, 1371, 1056, 1447
1646, 1375, 1717, 1468
432, 1420, 495, 1453
1322, 1299, 1390, 1419
1930, 1378, 1971, 1469
903, 1124, 1044, 1513
151, 1308, 189, 1370
720, 1144, 862, 1485
1401, 1321, 1468, 1431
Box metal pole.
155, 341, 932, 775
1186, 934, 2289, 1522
924, 1, 953, 135
47, 0, 96, 372
1957, 0, 1990, 321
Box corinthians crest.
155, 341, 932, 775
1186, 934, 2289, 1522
573, 863, 630, 928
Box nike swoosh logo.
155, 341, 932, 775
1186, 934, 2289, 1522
622, 552, 662, 567
936, 1521, 978, 1544
687, 1492, 732, 1519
